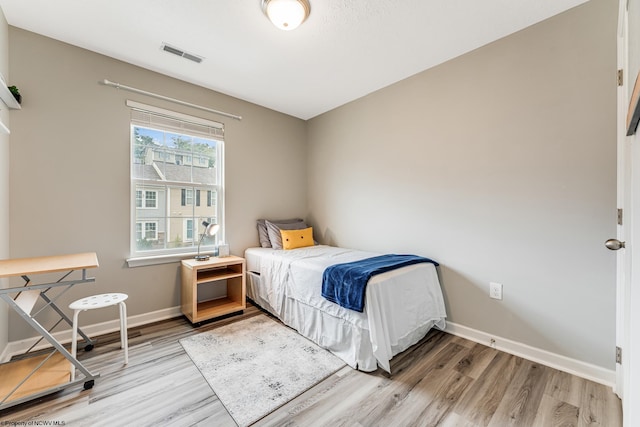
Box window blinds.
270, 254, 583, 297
127, 100, 224, 140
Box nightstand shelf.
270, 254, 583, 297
181, 256, 246, 324
196, 268, 241, 284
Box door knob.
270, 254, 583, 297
605, 239, 626, 250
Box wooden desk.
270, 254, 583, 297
0, 252, 100, 410
0, 252, 99, 277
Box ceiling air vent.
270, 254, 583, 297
160, 43, 204, 64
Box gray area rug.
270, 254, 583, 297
180, 314, 346, 426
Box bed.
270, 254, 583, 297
244, 244, 447, 373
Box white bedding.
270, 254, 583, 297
244, 245, 447, 372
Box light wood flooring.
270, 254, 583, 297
0, 303, 622, 426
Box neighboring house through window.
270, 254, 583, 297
129, 100, 225, 258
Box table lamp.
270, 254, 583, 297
195, 221, 219, 261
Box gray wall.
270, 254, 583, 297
0, 7, 9, 354
3, 0, 619, 372
7, 28, 307, 341
307, 0, 617, 369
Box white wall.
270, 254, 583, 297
7, 28, 307, 341
625, 0, 640, 422
0, 7, 9, 356
307, 0, 617, 369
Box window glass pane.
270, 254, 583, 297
136, 220, 162, 251
186, 219, 194, 240
145, 191, 157, 208
133, 126, 217, 185
145, 222, 157, 239
131, 118, 222, 258
133, 127, 164, 181
208, 190, 217, 209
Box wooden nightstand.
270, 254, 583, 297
180, 256, 246, 324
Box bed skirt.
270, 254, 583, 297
247, 270, 445, 372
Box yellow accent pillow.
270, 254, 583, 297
280, 227, 314, 250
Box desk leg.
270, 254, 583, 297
39, 292, 95, 348
0, 294, 97, 381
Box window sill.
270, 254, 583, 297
126, 251, 214, 268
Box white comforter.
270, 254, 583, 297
245, 245, 447, 372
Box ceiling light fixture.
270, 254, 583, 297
261, 0, 310, 31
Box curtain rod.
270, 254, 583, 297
101, 79, 242, 121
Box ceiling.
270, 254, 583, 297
0, 0, 589, 120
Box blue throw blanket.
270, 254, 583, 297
321, 254, 439, 312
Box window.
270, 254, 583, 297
136, 190, 157, 208
129, 101, 225, 259
184, 219, 194, 241
180, 189, 202, 206
182, 189, 194, 206
136, 221, 159, 241
146, 191, 157, 208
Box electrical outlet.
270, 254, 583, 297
489, 282, 503, 300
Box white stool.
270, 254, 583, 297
69, 293, 128, 380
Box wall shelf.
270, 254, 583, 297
0, 83, 20, 110
0, 73, 20, 110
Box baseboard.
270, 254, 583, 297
445, 321, 616, 388
2, 306, 182, 363
0, 342, 10, 364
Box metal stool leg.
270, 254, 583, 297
119, 301, 128, 364
71, 309, 80, 381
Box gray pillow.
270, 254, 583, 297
257, 218, 303, 248
265, 219, 308, 250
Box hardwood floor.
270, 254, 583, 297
0, 303, 622, 426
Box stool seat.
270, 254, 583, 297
70, 293, 128, 310
69, 293, 128, 380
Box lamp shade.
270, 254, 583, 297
203, 221, 220, 237
262, 0, 310, 31
195, 221, 220, 261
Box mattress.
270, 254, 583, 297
244, 245, 447, 372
